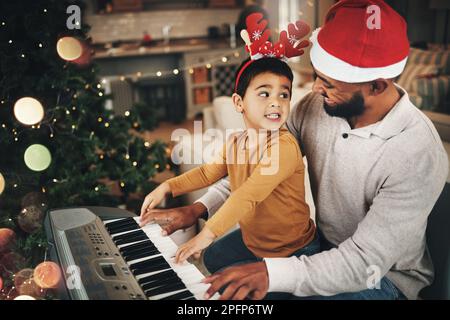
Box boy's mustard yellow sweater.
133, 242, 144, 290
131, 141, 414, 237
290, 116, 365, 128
167, 128, 315, 257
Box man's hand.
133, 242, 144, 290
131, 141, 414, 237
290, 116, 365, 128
139, 202, 207, 235
175, 227, 216, 263
203, 261, 269, 300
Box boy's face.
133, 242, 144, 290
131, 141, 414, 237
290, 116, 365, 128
233, 72, 291, 130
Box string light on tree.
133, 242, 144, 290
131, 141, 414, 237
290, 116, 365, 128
13, 97, 44, 125
24, 144, 52, 172
0, 172, 5, 195
14, 295, 36, 300
33, 261, 62, 289
56, 37, 83, 61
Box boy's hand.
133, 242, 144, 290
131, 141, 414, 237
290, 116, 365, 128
175, 227, 216, 264
140, 182, 171, 224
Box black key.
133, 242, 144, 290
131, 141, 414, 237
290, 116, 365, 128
132, 261, 171, 276
104, 218, 135, 228
105, 220, 139, 233
114, 233, 147, 246
184, 297, 196, 300
141, 273, 180, 291
130, 255, 166, 270
107, 223, 139, 235
124, 248, 160, 262
112, 230, 145, 242
120, 240, 153, 253
145, 281, 187, 297
138, 269, 176, 286
160, 290, 194, 300
120, 240, 156, 254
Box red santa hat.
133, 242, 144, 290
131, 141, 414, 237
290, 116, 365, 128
310, 0, 409, 83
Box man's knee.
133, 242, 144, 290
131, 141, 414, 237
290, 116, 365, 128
203, 245, 221, 274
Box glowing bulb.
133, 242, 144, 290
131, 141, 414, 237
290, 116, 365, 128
221, 57, 228, 62
154, 164, 160, 169
24, 144, 52, 172
132, 161, 137, 166
98, 117, 103, 122
173, 69, 179, 75
144, 141, 150, 147
38, 43, 43, 48
206, 63, 212, 69
98, 92, 103, 97
0, 172, 5, 195
56, 37, 82, 61
189, 68, 194, 74
125, 154, 130, 160
13, 97, 44, 125
156, 71, 162, 77
95, 187, 99, 191
97, 84, 101, 89
124, 111, 130, 117
120, 182, 125, 187
104, 122, 109, 127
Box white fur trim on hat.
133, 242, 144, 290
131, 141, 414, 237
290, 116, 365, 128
309, 28, 408, 83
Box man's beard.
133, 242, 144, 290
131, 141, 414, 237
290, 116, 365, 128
323, 91, 366, 118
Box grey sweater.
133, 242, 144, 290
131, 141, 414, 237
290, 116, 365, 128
198, 88, 448, 299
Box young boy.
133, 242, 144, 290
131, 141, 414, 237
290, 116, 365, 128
140, 57, 319, 272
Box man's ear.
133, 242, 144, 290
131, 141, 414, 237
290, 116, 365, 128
232, 93, 244, 113
369, 79, 389, 96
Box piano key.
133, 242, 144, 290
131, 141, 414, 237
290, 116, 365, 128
108, 223, 140, 235
141, 273, 181, 291
145, 281, 187, 297
104, 217, 135, 227
119, 240, 155, 253
114, 233, 148, 246
123, 248, 161, 262
105, 218, 139, 230
121, 243, 158, 257
112, 229, 145, 242
138, 269, 176, 285
160, 290, 195, 300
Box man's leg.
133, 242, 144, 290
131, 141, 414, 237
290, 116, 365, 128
289, 277, 406, 300
203, 228, 258, 274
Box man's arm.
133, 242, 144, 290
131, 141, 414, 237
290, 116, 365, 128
195, 177, 231, 218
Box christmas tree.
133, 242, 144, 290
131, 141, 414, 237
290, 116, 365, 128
0, 0, 172, 299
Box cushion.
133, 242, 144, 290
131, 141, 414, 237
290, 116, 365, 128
397, 63, 439, 92
408, 47, 450, 74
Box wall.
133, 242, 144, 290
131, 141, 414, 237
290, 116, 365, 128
386, 0, 450, 44
85, 8, 241, 43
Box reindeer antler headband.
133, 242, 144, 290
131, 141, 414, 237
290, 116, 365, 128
235, 13, 311, 92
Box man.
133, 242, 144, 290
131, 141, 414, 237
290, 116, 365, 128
142, 0, 448, 300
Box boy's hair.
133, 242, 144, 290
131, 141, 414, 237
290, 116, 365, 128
234, 57, 294, 98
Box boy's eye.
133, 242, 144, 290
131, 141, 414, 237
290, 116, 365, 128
280, 92, 290, 99
258, 91, 269, 98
